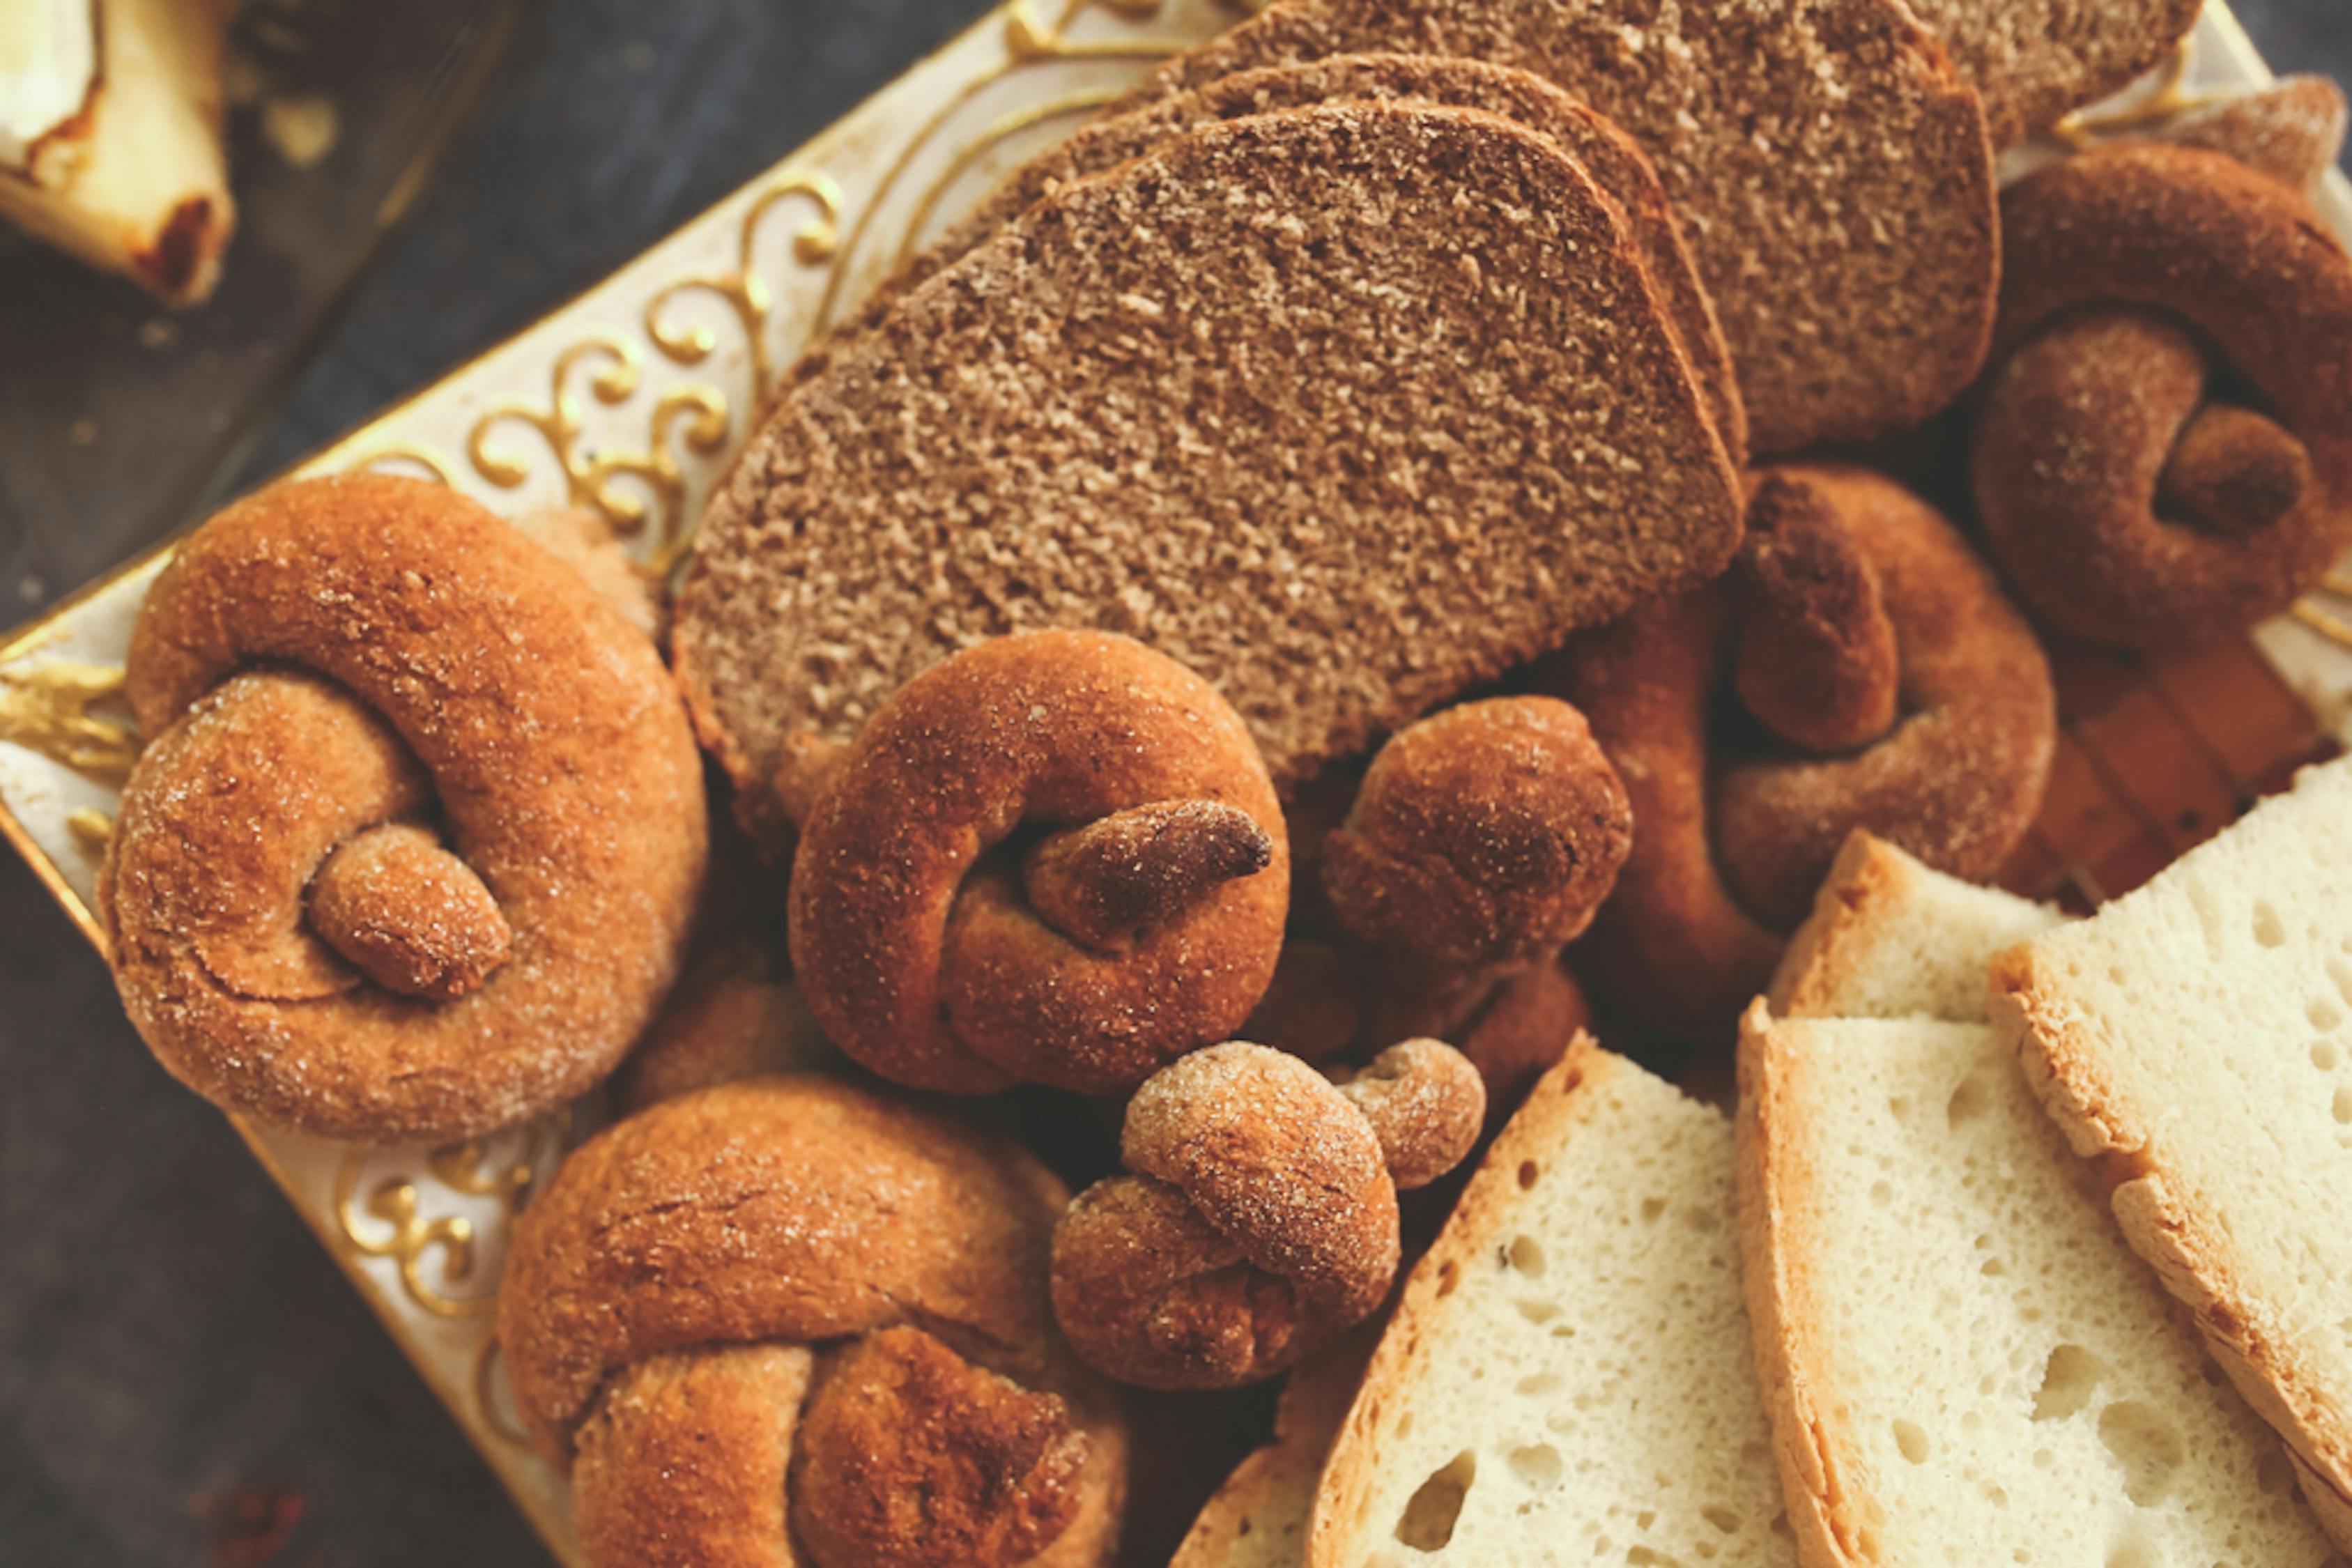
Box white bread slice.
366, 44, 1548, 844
1307, 1037, 1794, 1568
1992, 755, 2352, 1548
1171, 1332, 1371, 1568
1738, 1003, 2337, 1567
1769, 830, 2065, 1024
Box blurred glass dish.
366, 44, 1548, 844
0, 0, 521, 612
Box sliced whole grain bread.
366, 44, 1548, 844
845, 53, 1745, 466
1768, 829, 2065, 1023
1306, 1037, 1795, 1567
1992, 755, 2352, 1549
1737, 1004, 2337, 1567
1111, 0, 1997, 454
1903, 0, 2202, 146
675, 102, 1744, 845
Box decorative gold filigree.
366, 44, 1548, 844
466, 339, 731, 567
645, 173, 844, 401
335, 1118, 556, 1319
0, 659, 139, 785
65, 808, 112, 856
474, 1334, 533, 1448
344, 444, 459, 486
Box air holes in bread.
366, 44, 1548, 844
1516, 1160, 1539, 1191
2033, 1344, 2107, 1422
1516, 1372, 1562, 1398
1509, 1443, 1562, 1489
2098, 1401, 2184, 1505
1507, 1236, 1546, 1277
1394, 1450, 1475, 1550
2329, 954, 2352, 1008
2317, 1040, 2342, 1071
2253, 900, 2288, 947
2311, 999, 2344, 1032
1948, 1069, 1997, 1128
2334, 1085, 2352, 1125
1435, 1260, 1460, 1299
2257, 1445, 2297, 1496
2104, 1523, 2158, 1568
1893, 1420, 1931, 1463
1700, 1504, 1742, 1534
1639, 1196, 1668, 1223
1870, 1179, 1894, 1206
1516, 1298, 1561, 1325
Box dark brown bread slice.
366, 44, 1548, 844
1112, 0, 1997, 456
1905, 0, 2202, 146
827, 53, 1745, 466
674, 102, 1744, 847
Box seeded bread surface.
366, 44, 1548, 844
676, 102, 1742, 843
1116, 0, 1997, 454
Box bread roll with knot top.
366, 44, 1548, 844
1052, 1039, 1484, 1390
98, 473, 706, 1142
790, 631, 1289, 1097
1537, 465, 2054, 1043
498, 1074, 1130, 1568
1971, 128, 2352, 650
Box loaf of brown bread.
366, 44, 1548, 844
828, 53, 1744, 466
675, 102, 1744, 846
1109, 0, 1997, 454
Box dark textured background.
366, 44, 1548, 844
3, 2, 2347, 1562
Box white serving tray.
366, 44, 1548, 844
0, 3, 2345, 1560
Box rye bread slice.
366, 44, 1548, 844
674, 102, 1744, 847
838, 53, 1744, 467
1114, 0, 1997, 455
1905, 0, 2203, 147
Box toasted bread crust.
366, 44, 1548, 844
1735, 1001, 1882, 1568
1765, 833, 1919, 1020
1993, 945, 2352, 1552
1306, 1036, 1619, 1564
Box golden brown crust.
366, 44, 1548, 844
791, 1328, 1090, 1568
1733, 1000, 1880, 1566
1336, 1038, 1486, 1190
1971, 142, 2352, 650
1992, 946, 2352, 1554
1540, 465, 2054, 1043
303, 822, 513, 1001
498, 1075, 1129, 1568
1052, 1040, 1479, 1390
571, 1344, 812, 1568
97, 474, 707, 1142
610, 939, 833, 1116
790, 631, 1288, 1096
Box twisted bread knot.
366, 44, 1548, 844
1050, 1039, 1484, 1390
1321, 696, 1630, 1056
791, 630, 1289, 1096
97, 475, 707, 1142
1539, 464, 2055, 1041
498, 1076, 1129, 1568
1971, 137, 2352, 649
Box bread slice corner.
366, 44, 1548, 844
1308, 1034, 1794, 1567
1739, 1001, 2337, 1567
1991, 755, 2352, 1552
1768, 829, 2065, 1024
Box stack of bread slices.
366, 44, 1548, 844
1249, 764, 2352, 1567
673, 0, 2202, 850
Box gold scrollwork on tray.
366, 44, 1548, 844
2052, 40, 2214, 148
646, 172, 844, 403
0, 656, 139, 787
334, 1116, 560, 1319
467, 338, 732, 573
